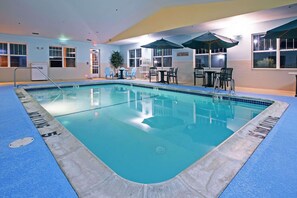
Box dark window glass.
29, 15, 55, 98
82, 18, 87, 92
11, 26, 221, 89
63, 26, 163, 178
280, 39, 287, 49
65, 58, 75, 67
136, 49, 141, 57
129, 59, 135, 67
136, 58, 140, 67
10, 56, 27, 67
195, 55, 208, 67
129, 50, 135, 58
211, 54, 226, 68
50, 58, 62, 67
49, 47, 62, 57
163, 57, 172, 67
153, 57, 162, 67
280, 51, 297, 68
10, 44, 26, 55
253, 52, 276, 68
0, 43, 8, 54
66, 48, 75, 57
287, 39, 294, 49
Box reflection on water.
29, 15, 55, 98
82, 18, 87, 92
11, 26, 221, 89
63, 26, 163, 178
28, 84, 268, 183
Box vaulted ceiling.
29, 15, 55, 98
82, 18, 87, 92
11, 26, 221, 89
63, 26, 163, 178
0, 0, 296, 45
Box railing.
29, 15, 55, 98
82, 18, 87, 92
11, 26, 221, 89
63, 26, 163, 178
229, 79, 235, 95
213, 76, 235, 95
13, 67, 63, 92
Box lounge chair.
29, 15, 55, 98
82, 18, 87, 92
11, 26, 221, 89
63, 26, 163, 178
105, 67, 114, 79
126, 67, 137, 79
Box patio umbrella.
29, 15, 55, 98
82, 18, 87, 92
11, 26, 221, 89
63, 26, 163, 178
141, 38, 183, 68
264, 19, 297, 39
182, 32, 239, 67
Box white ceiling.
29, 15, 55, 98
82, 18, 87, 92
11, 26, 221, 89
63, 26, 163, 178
112, 3, 297, 45
0, 1, 296, 45
0, 0, 223, 44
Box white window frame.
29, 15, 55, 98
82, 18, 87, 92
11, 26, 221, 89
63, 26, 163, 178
252, 33, 297, 70
152, 49, 172, 67
0, 42, 27, 68
195, 48, 227, 68
49, 46, 76, 68
128, 48, 142, 67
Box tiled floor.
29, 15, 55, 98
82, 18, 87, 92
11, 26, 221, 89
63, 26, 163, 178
1, 79, 296, 197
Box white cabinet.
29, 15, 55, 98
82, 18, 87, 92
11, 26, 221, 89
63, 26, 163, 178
31, 63, 48, 80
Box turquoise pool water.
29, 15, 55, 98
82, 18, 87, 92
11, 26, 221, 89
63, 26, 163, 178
28, 84, 268, 184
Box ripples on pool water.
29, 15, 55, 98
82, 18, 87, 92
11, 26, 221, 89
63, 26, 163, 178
28, 84, 268, 183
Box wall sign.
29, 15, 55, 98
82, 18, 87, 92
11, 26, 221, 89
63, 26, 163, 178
177, 52, 189, 56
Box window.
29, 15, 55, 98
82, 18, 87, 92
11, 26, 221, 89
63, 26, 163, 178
129, 48, 142, 67
195, 48, 226, 68
153, 49, 172, 67
64, 47, 76, 67
252, 34, 297, 69
49, 47, 62, 67
49, 46, 76, 67
0, 43, 27, 67
253, 34, 276, 68
280, 38, 297, 68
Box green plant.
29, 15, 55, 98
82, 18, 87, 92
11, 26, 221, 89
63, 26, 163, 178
110, 51, 123, 69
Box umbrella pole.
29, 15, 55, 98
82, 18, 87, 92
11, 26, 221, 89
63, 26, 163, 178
208, 49, 211, 68
161, 49, 164, 69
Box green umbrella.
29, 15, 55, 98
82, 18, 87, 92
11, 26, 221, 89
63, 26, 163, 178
141, 38, 183, 68
182, 32, 239, 67
264, 19, 297, 39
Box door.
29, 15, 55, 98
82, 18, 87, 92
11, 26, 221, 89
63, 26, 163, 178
90, 49, 100, 78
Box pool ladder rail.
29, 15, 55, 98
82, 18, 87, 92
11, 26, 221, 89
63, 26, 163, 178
213, 75, 235, 96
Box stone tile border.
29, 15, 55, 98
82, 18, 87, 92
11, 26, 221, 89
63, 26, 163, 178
16, 83, 288, 198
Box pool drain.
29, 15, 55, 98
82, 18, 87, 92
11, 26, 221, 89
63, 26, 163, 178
155, 146, 166, 154
9, 137, 34, 148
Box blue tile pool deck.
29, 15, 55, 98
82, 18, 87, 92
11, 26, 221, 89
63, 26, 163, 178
0, 86, 77, 197
1, 80, 297, 197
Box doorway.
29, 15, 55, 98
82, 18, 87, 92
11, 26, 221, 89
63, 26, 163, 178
90, 49, 100, 78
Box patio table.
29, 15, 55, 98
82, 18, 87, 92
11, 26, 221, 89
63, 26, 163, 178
118, 68, 126, 79
203, 71, 216, 87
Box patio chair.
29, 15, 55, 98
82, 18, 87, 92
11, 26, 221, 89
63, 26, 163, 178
167, 67, 178, 84
220, 68, 233, 90
194, 67, 205, 85
105, 67, 114, 79
126, 67, 137, 79
148, 67, 158, 82
165, 68, 174, 84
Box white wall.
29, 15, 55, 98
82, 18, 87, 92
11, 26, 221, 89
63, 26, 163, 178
119, 17, 297, 91
0, 33, 119, 82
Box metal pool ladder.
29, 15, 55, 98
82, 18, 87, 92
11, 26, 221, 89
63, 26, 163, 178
213, 76, 235, 95
14, 67, 63, 92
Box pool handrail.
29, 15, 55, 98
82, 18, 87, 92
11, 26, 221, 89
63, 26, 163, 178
14, 67, 63, 92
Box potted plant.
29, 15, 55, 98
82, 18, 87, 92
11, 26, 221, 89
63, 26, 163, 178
110, 51, 123, 77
